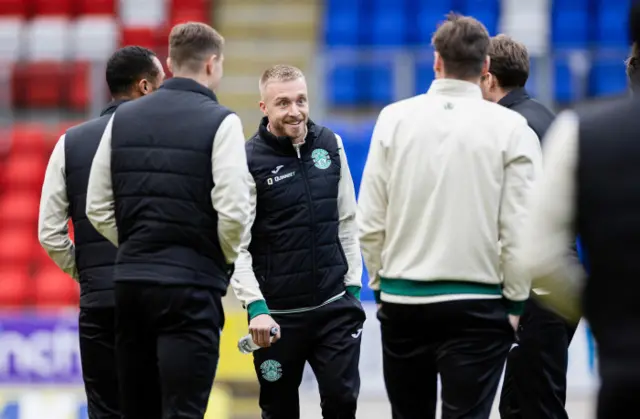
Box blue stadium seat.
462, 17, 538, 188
413, 0, 455, 44
589, 55, 629, 97
415, 61, 436, 95
551, 0, 590, 49
324, 0, 360, 46
327, 64, 361, 106
553, 58, 577, 103
461, 0, 499, 35
366, 0, 409, 46
594, 4, 630, 48
366, 63, 395, 105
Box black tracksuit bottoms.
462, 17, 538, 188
114, 282, 224, 419
79, 307, 121, 419
378, 298, 515, 419
253, 293, 366, 419
499, 299, 577, 419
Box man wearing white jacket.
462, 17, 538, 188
231, 65, 364, 419
358, 14, 542, 419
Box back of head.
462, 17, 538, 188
488, 34, 530, 90
106, 46, 161, 99
626, 43, 640, 94
168, 22, 224, 75
431, 13, 490, 80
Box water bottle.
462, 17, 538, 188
237, 326, 279, 354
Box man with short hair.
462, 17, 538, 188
626, 42, 640, 93
38, 46, 164, 419
481, 34, 576, 419
481, 34, 555, 139
231, 64, 364, 419
86, 22, 251, 418
358, 14, 542, 419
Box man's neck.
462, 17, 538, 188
171, 72, 209, 89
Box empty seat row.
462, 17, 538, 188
324, 0, 632, 48
1, 0, 210, 27
11, 61, 93, 110
0, 263, 79, 306
552, 0, 631, 48
326, 52, 629, 107
324, 0, 499, 46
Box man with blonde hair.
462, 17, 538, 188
86, 22, 251, 418
231, 64, 364, 419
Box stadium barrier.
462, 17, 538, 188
0, 305, 597, 418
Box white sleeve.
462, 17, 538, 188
230, 174, 268, 315
517, 110, 585, 319
211, 113, 252, 264
86, 114, 118, 247
335, 134, 362, 289
499, 122, 543, 307
38, 135, 78, 280
357, 108, 391, 299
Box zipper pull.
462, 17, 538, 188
294, 143, 302, 159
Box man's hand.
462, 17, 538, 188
508, 314, 520, 332
249, 314, 281, 348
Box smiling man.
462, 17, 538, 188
231, 64, 364, 419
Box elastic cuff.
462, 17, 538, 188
373, 290, 381, 304
346, 286, 361, 300
505, 299, 526, 315
247, 300, 270, 319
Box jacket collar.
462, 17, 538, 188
160, 77, 219, 102
498, 87, 530, 109
427, 79, 483, 99
258, 116, 316, 153
100, 99, 128, 116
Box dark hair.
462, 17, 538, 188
626, 43, 640, 94
106, 46, 159, 96
169, 22, 224, 73
488, 34, 529, 89
431, 12, 490, 79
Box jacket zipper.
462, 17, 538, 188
295, 144, 317, 297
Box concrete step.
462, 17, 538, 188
216, 3, 316, 27
222, 40, 315, 61
219, 22, 317, 42
223, 56, 312, 78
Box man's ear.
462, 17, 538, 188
259, 101, 267, 115
205, 54, 217, 76
166, 57, 173, 73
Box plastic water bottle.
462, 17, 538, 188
237, 326, 279, 354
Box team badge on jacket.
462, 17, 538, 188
312, 148, 332, 169
260, 359, 283, 382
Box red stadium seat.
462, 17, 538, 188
33, 262, 79, 306
120, 26, 156, 49
170, 8, 207, 26
66, 61, 90, 111
0, 226, 38, 265
0, 0, 27, 16
20, 62, 65, 109
32, 0, 74, 16
2, 154, 46, 190
9, 124, 47, 155
76, 0, 115, 15
0, 266, 30, 306
0, 191, 41, 225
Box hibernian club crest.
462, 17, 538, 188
311, 148, 332, 170
260, 359, 283, 382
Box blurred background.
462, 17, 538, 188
0, 0, 627, 417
